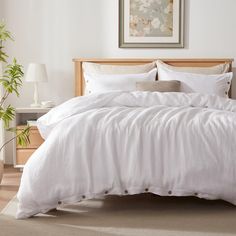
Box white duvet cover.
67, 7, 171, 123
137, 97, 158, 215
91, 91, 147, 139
17, 91, 236, 219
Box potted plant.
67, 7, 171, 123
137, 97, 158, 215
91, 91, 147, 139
0, 22, 29, 183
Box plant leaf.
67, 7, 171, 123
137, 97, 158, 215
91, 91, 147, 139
0, 105, 15, 128
1, 58, 24, 97
17, 126, 30, 147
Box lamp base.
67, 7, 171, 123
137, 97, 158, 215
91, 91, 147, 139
30, 103, 41, 108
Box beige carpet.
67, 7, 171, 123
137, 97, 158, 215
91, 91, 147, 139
1, 194, 236, 236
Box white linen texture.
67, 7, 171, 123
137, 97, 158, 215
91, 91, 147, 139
84, 68, 157, 94
17, 91, 236, 219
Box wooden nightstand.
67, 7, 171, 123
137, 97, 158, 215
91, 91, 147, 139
13, 108, 51, 168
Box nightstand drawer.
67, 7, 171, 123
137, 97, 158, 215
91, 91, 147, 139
17, 126, 44, 149
16, 149, 35, 165
14, 107, 51, 168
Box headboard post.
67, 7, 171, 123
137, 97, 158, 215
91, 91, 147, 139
73, 58, 234, 97
74, 59, 83, 97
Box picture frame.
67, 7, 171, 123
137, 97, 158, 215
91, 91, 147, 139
119, 0, 184, 48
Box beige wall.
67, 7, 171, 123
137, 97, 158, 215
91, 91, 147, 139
0, 0, 236, 163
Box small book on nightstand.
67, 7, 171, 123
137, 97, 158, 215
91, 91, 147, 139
27, 120, 38, 126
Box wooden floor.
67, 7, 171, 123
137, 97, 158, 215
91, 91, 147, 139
0, 165, 21, 211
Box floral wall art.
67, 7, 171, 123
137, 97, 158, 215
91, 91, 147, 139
130, 0, 173, 37
119, 0, 184, 48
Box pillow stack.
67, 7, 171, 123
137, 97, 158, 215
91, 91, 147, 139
83, 62, 157, 94
156, 60, 232, 98
82, 60, 232, 98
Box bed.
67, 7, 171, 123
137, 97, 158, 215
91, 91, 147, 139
16, 58, 236, 219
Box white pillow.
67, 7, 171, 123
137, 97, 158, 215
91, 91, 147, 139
84, 68, 157, 94
158, 66, 233, 97
83, 62, 156, 74
156, 60, 230, 74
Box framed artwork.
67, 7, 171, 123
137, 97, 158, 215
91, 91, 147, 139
119, 0, 184, 48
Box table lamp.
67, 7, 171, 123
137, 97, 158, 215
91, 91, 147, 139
25, 63, 48, 107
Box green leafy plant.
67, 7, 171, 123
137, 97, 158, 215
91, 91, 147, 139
0, 22, 30, 154
0, 22, 13, 63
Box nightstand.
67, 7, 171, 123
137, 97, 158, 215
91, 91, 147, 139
13, 108, 51, 168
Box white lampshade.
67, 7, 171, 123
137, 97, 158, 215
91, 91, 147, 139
25, 63, 48, 82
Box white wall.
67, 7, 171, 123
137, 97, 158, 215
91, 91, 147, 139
1, 0, 236, 163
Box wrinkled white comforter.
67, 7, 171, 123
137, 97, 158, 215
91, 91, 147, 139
17, 91, 236, 219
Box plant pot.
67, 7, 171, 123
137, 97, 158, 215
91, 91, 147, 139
0, 159, 3, 184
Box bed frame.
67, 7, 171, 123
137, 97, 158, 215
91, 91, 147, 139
73, 58, 234, 97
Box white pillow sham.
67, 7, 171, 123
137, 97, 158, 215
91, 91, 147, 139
83, 62, 156, 75
84, 68, 157, 94
156, 60, 230, 74
158, 66, 233, 97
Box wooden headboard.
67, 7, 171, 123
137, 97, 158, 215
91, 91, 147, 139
73, 58, 234, 97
